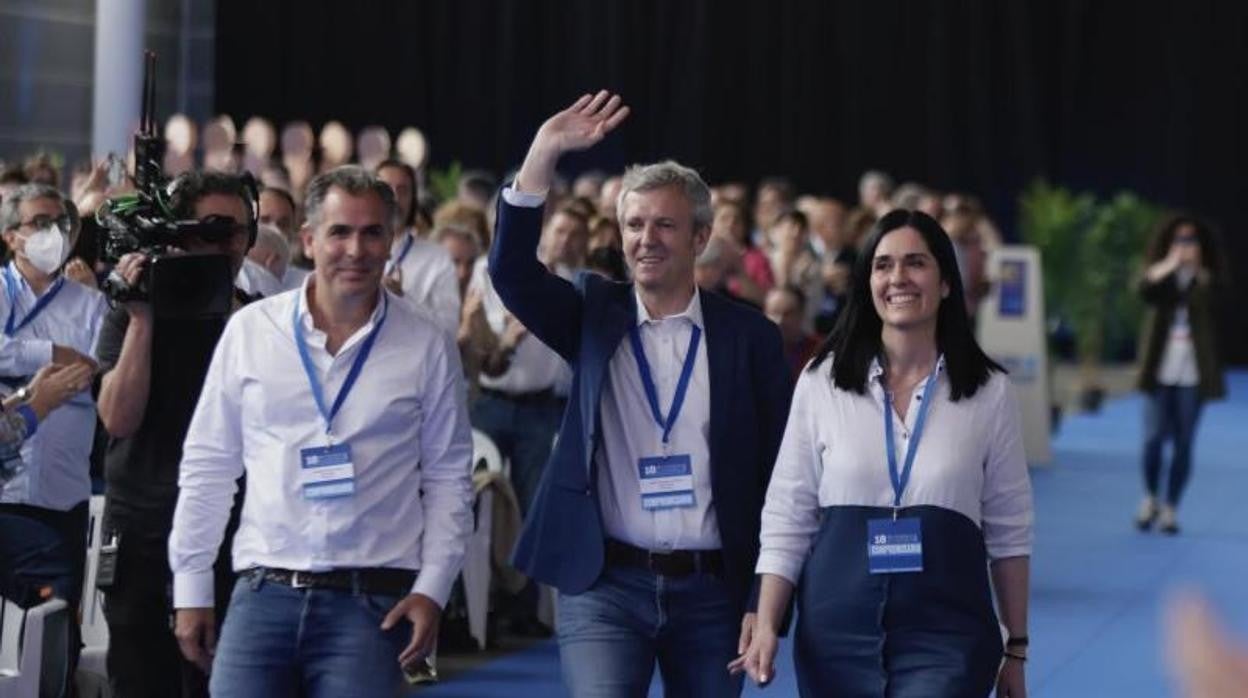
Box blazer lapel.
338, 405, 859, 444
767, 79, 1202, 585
700, 292, 736, 489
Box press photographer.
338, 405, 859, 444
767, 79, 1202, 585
94, 168, 259, 697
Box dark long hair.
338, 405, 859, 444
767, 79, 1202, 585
375, 159, 419, 229
808, 208, 1003, 401
1146, 213, 1227, 283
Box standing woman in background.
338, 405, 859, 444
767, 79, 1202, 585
1134, 215, 1226, 535
732, 209, 1032, 697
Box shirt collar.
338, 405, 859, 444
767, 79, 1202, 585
634, 287, 704, 330
295, 274, 387, 334
4, 260, 60, 296
869, 353, 947, 385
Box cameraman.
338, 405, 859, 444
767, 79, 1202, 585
95, 171, 255, 697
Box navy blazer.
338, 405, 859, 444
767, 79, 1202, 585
488, 196, 793, 617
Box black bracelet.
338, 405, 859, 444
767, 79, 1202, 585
1006, 636, 1029, 648
1003, 651, 1027, 662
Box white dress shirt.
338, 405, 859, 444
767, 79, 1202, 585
756, 356, 1033, 585
388, 230, 461, 336
0, 264, 107, 510
169, 280, 474, 609
235, 257, 287, 298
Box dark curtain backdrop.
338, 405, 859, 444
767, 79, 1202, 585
217, 0, 1247, 363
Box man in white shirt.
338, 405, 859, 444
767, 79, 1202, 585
236, 223, 295, 297
375, 160, 461, 335
169, 166, 474, 696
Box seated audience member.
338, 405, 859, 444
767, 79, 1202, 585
589, 214, 622, 252
808, 197, 856, 333
375, 160, 461, 335
236, 224, 293, 297
586, 245, 628, 282
573, 170, 606, 200
694, 235, 760, 309
764, 286, 821, 379
598, 175, 623, 220
434, 199, 491, 252
857, 169, 895, 217
752, 176, 795, 245
768, 210, 822, 329
458, 170, 498, 212
169, 166, 473, 696
22, 152, 61, 189
259, 186, 311, 287
539, 202, 590, 277
711, 198, 771, 303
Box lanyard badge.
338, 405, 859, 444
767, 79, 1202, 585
292, 293, 388, 500
630, 323, 700, 511
3, 267, 66, 337
867, 369, 937, 574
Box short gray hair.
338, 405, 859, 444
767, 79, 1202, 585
253, 223, 290, 259
616, 160, 713, 231
303, 165, 398, 232
0, 183, 68, 233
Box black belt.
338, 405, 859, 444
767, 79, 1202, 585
243, 567, 416, 596
604, 539, 724, 578
480, 386, 561, 406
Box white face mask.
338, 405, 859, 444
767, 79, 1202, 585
22, 226, 69, 275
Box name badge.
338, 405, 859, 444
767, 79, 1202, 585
300, 443, 356, 500
867, 517, 923, 574
638, 454, 695, 510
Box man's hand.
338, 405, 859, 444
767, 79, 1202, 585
500, 315, 529, 352
50, 344, 98, 372
110, 252, 152, 320
63, 258, 97, 289
26, 362, 93, 420
380, 593, 441, 669
515, 91, 630, 195
174, 607, 217, 675
996, 656, 1027, 697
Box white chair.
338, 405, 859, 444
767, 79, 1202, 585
461, 429, 505, 651
0, 596, 71, 698
78, 496, 108, 677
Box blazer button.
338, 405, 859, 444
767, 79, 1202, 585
585, 488, 592, 497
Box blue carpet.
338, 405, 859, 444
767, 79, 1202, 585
421, 371, 1248, 697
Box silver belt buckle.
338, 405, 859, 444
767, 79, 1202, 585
290, 571, 311, 589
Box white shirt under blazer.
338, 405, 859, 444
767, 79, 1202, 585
169, 279, 474, 609
756, 355, 1033, 585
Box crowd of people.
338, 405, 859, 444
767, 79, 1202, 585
0, 87, 1228, 697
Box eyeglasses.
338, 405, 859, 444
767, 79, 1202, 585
16, 214, 72, 231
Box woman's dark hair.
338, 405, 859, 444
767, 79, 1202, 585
808, 208, 1003, 401
375, 159, 419, 228
1146, 213, 1227, 282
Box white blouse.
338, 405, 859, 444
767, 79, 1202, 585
756, 356, 1033, 585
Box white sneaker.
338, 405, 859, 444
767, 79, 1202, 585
1135, 496, 1158, 531
1159, 505, 1180, 535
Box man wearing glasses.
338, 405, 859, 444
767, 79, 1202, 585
0, 182, 107, 685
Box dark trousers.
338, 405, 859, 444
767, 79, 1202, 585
1142, 385, 1204, 506
470, 390, 563, 515
0, 500, 88, 696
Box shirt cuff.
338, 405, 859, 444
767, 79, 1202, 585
19, 339, 54, 374
410, 566, 457, 608
173, 570, 216, 609
15, 404, 37, 438
754, 552, 803, 587
501, 185, 547, 208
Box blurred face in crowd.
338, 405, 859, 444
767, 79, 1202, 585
183, 193, 251, 277
248, 235, 288, 280
259, 189, 297, 240
753, 184, 787, 232
303, 187, 394, 303
770, 216, 808, 255
711, 202, 749, 247
1171, 223, 1203, 269
764, 288, 805, 346
541, 211, 588, 269
809, 199, 848, 250
439, 231, 477, 298
376, 164, 414, 230
621, 184, 710, 297
860, 178, 888, 209
599, 176, 623, 220
870, 226, 948, 333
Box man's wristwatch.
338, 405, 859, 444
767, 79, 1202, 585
12, 385, 32, 403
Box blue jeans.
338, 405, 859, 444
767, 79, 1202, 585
1142, 385, 1204, 506
471, 391, 563, 515
209, 575, 408, 698
557, 564, 744, 698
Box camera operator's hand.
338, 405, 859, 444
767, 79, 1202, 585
26, 362, 94, 420
112, 253, 153, 320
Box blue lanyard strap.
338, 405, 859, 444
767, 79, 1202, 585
883, 369, 939, 508
387, 234, 415, 273
628, 322, 701, 446
3, 267, 65, 337
292, 292, 389, 435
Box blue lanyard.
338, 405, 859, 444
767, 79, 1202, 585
628, 322, 701, 446
387, 234, 415, 274
3, 267, 65, 337
883, 368, 939, 509
292, 292, 389, 436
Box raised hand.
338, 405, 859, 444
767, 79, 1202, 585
516, 90, 630, 194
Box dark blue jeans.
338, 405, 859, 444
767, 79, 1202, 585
208, 576, 409, 698
556, 564, 744, 698
470, 391, 563, 515
1142, 385, 1204, 506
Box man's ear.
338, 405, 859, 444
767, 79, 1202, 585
300, 224, 314, 260
692, 224, 712, 258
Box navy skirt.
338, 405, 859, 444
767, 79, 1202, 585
793, 505, 1003, 698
